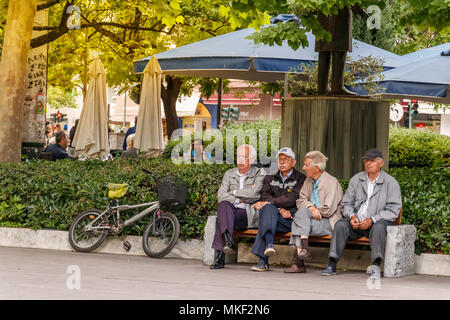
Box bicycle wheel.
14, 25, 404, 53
142, 212, 180, 258
68, 209, 109, 253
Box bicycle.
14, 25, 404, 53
68, 168, 188, 258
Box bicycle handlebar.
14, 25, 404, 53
141, 168, 161, 183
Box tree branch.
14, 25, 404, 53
31, 1, 72, 48
37, 0, 66, 11
33, 21, 165, 32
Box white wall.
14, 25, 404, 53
441, 114, 450, 136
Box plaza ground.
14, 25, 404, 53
1, 247, 449, 300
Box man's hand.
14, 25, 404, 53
279, 208, 292, 219
350, 215, 360, 230
252, 201, 268, 210
310, 207, 322, 220
359, 218, 373, 230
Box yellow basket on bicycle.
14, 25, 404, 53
107, 183, 129, 199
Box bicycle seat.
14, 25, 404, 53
107, 183, 129, 199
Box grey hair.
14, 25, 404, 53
237, 144, 257, 163
126, 134, 135, 149
304, 151, 328, 171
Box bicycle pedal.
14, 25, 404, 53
123, 240, 132, 252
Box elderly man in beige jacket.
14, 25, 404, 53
284, 151, 343, 273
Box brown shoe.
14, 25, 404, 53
298, 248, 312, 261
284, 256, 307, 273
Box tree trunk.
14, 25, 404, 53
0, 0, 38, 162
161, 76, 182, 138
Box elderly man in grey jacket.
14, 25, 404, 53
210, 144, 266, 269
322, 149, 402, 279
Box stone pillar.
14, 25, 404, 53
202, 215, 217, 266
202, 215, 237, 266
384, 225, 417, 278
281, 97, 390, 180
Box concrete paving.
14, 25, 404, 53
1, 247, 449, 300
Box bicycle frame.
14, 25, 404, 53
86, 200, 160, 231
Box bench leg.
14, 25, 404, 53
384, 225, 417, 278
202, 215, 237, 265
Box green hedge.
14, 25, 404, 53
164, 121, 450, 167
0, 159, 231, 241
0, 159, 448, 254
389, 127, 450, 167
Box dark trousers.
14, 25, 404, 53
212, 201, 248, 251
328, 218, 394, 263
251, 204, 292, 263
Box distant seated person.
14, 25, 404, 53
190, 138, 212, 162
120, 134, 138, 159
52, 123, 62, 137
123, 116, 137, 150
42, 131, 70, 161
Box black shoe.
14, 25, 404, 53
210, 250, 225, 269
321, 264, 337, 276
251, 259, 270, 272
222, 231, 235, 255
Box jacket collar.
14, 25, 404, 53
359, 170, 385, 196
359, 170, 385, 184
232, 165, 259, 178
274, 167, 299, 182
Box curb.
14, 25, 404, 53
0, 227, 204, 260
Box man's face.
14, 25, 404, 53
278, 154, 296, 173
237, 147, 252, 172
364, 158, 383, 174
302, 157, 320, 179
60, 135, 69, 149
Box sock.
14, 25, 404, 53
329, 258, 337, 268
373, 258, 382, 267
301, 238, 309, 251
296, 257, 305, 267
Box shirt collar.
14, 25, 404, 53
312, 172, 323, 185
237, 170, 249, 177
280, 169, 294, 181
367, 173, 381, 184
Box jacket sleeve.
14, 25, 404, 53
217, 170, 236, 204
272, 174, 306, 209
372, 177, 402, 222
260, 176, 274, 202
297, 180, 314, 209
234, 168, 266, 203
317, 178, 343, 218
341, 176, 358, 219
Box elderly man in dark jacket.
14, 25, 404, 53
250, 147, 306, 271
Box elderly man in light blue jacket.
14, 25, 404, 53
322, 149, 402, 279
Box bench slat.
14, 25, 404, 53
233, 229, 371, 245
232, 209, 402, 247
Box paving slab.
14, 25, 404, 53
0, 247, 449, 300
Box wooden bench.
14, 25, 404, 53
233, 209, 402, 246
